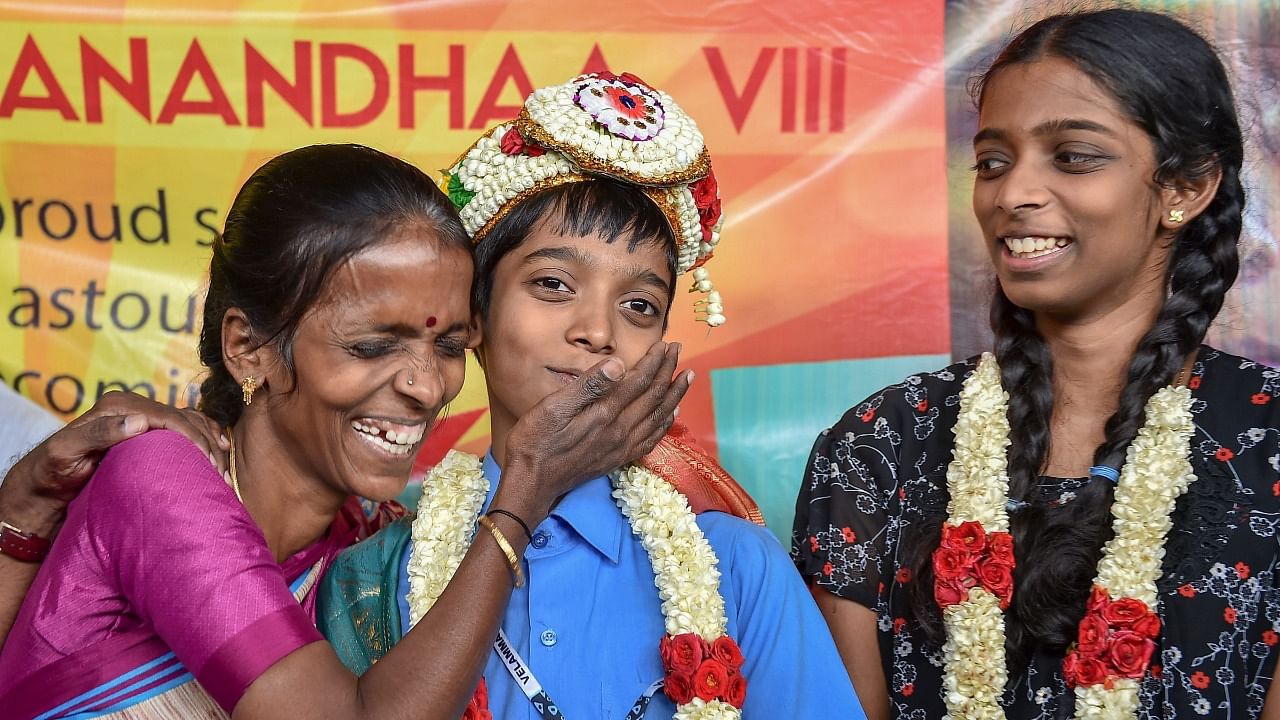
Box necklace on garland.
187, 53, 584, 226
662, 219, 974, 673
405, 451, 748, 719
935, 353, 1196, 719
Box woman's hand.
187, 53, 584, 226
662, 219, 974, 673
497, 341, 691, 520
1, 391, 228, 538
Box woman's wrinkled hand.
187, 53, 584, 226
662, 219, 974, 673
0, 392, 228, 538
498, 341, 691, 519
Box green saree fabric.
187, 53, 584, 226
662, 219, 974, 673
316, 517, 411, 673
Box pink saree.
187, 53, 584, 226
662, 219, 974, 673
0, 430, 364, 719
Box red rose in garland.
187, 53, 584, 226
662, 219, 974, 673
1065, 653, 1109, 687
664, 671, 695, 705
688, 170, 722, 243
933, 577, 971, 608
932, 521, 1015, 609
1131, 611, 1161, 639
1107, 630, 1157, 678
659, 634, 675, 668
1087, 585, 1110, 613
461, 678, 492, 720
933, 546, 975, 581
976, 558, 1014, 609
941, 520, 987, 555
987, 531, 1014, 566
1101, 597, 1150, 628
666, 632, 706, 675
499, 127, 545, 157
725, 671, 748, 708
693, 658, 731, 702
1077, 614, 1110, 655
690, 167, 718, 207
710, 635, 745, 669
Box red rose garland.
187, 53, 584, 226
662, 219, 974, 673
933, 521, 1016, 611
660, 633, 747, 709
931, 355, 1195, 719
1063, 587, 1160, 688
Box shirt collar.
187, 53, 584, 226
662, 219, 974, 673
482, 451, 624, 564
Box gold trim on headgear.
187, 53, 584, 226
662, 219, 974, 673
441, 72, 726, 326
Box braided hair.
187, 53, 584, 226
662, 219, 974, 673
905, 9, 1245, 674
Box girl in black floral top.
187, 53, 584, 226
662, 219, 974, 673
793, 9, 1279, 720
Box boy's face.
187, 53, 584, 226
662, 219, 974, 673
479, 217, 674, 451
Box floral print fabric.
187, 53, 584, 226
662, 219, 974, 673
792, 347, 1280, 718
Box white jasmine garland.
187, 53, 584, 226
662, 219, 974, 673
612, 464, 740, 719
1073, 385, 1194, 719
940, 353, 1013, 720
939, 355, 1196, 720
405, 451, 490, 625
406, 452, 741, 719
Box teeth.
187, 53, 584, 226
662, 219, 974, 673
1003, 236, 1071, 257
358, 432, 413, 456
384, 428, 423, 446
350, 420, 424, 451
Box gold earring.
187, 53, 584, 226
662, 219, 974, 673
241, 376, 257, 405
1168, 208, 1185, 224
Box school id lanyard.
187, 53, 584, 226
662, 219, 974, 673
493, 628, 665, 720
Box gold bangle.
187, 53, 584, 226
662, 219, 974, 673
478, 514, 524, 588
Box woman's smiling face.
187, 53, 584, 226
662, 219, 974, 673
261, 225, 475, 502
972, 56, 1172, 321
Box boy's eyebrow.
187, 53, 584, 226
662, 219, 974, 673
626, 267, 674, 294
522, 245, 589, 265
523, 245, 673, 294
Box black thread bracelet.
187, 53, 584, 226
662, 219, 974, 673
487, 508, 534, 543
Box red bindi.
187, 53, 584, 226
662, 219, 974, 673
425, 316, 437, 328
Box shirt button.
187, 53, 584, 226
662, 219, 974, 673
531, 531, 550, 549
540, 629, 558, 647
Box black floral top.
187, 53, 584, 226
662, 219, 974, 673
792, 347, 1280, 719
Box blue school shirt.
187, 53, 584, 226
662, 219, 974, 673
397, 453, 865, 719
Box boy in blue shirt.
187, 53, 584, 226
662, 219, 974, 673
320, 73, 864, 719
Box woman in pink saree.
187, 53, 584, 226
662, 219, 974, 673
0, 144, 687, 719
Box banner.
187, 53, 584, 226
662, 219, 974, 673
0, 0, 947, 538
5, 1, 1272, 539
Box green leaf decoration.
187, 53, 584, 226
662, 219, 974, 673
447, 173, 475, 209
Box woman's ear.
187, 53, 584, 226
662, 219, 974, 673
221, 308, 274, 393
1160, 166, 1222, 232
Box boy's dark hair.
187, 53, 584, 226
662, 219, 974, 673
472, 180, 678, 320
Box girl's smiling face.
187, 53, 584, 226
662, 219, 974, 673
972, 56, 1172, 321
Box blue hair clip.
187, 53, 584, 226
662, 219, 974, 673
1005, 498, 1030, 513
1089, 465, 1121, 484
